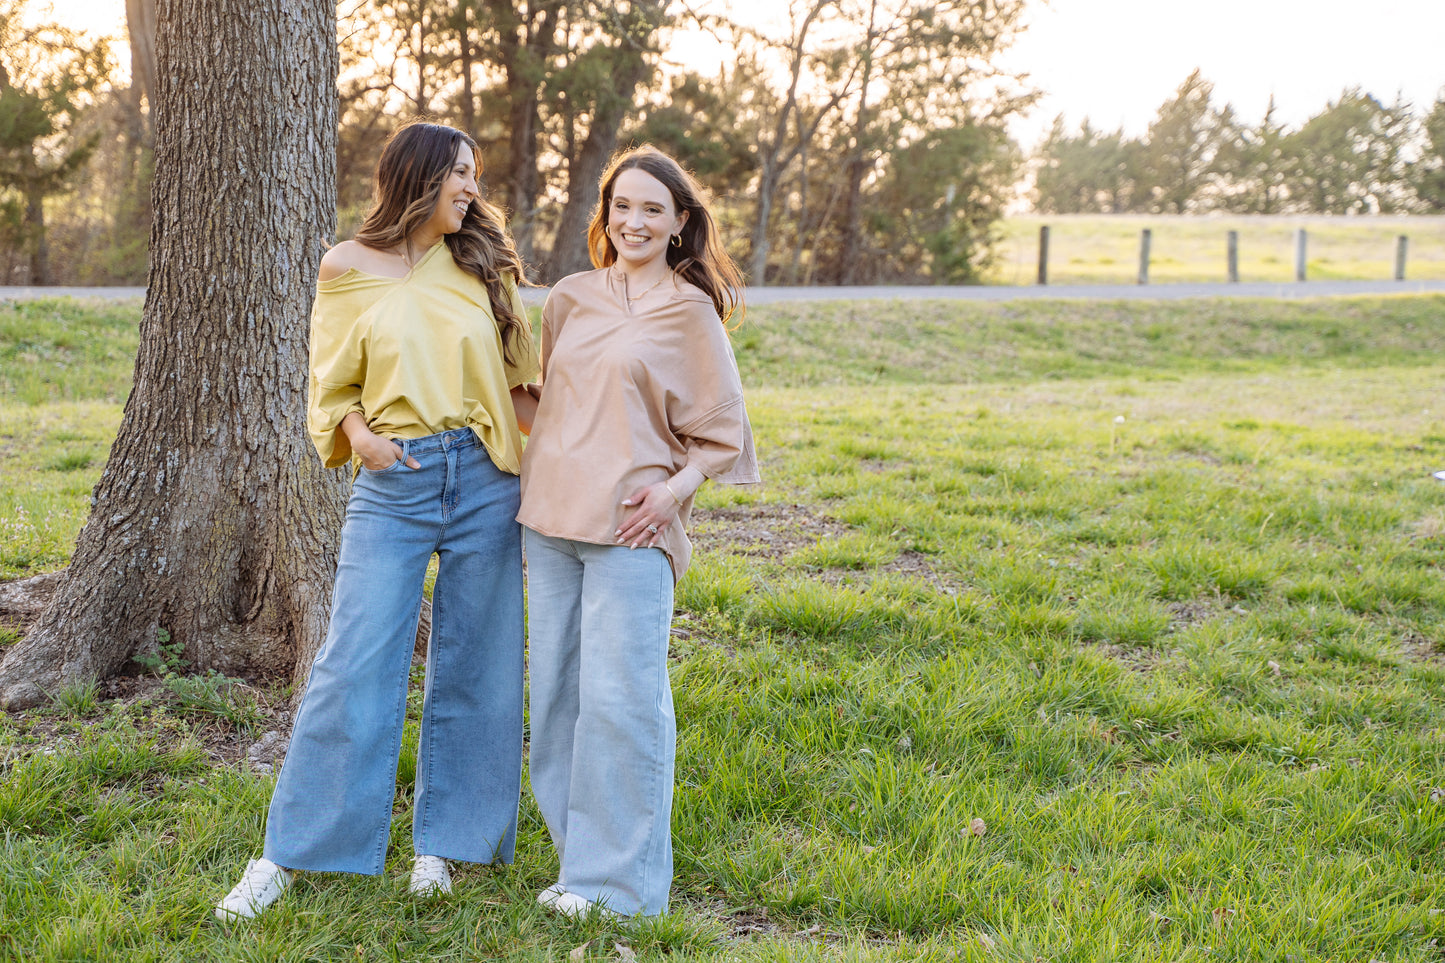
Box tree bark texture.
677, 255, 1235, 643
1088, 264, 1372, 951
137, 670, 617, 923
0, 0, 345, 709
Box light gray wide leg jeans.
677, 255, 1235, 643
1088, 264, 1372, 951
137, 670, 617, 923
263, 429, 524, 874
524, 528, 676, 916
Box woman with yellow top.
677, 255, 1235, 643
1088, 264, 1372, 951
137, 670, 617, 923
216, 122, 540, 920
520, 146, 759, 918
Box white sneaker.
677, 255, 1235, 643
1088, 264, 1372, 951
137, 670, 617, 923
409, 854, 452, 896
538, 887, 616, 919
215, 858, 292, 921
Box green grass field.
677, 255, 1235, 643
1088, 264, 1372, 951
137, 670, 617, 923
1, 293, 1443, 960
989, 214, 1445, 286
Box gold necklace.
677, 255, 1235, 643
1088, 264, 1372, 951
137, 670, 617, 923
626, 271, 671, 303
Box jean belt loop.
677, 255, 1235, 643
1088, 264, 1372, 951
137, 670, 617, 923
401, 438, 410, 463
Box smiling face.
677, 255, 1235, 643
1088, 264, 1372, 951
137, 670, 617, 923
606, 167, 688, 272
424, 140, 479, 237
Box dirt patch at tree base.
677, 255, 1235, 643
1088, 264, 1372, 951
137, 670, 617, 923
0, 672, 294, 771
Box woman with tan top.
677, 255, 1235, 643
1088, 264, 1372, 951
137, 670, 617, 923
519, 146, 759, 918
216, 122, 540, 920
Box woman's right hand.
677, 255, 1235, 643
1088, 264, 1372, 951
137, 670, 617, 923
341, 412, 420, 471
354, 433, 416, 471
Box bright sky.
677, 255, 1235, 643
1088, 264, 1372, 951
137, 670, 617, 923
36, 0, 123, 33
1002, 0, 1445, 148
44, 0, 1445, 151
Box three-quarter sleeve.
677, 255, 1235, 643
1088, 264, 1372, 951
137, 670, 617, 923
672, 310, 760, 485
307, 297, 367, 468
678, 398, 760, 484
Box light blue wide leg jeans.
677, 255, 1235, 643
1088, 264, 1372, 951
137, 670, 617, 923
263, 429, 524, 874
524, 528, 676, 916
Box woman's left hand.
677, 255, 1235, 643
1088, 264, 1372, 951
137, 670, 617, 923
616, 483, 680, 549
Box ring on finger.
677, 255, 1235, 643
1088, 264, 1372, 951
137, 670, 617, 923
646, 524, 659, 534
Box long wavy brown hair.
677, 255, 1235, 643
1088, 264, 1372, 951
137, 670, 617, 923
586, 145, 744, 327
354, 121, 529, 364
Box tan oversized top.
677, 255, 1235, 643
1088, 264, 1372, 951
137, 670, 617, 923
518, 266, 759, 580
307, 242, 540, 473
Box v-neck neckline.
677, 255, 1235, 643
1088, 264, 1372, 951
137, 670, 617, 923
352, 240, 445, 282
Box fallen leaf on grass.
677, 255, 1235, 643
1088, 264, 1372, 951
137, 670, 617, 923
615, 942, 637, 961
1211, 907, 1236, 927
795, 923, 823, 937
977, 932, 996, 951
569, 941, 592, 961
1267, 660, 1281, 676
1148, 910, 1172, 927
1429, 787, 1443, 804
970, 817, 987, 837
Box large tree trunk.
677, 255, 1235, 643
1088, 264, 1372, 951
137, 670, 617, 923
0, 0, 344, 710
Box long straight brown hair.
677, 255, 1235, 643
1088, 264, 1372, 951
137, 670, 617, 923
354, 121, 529, 364
586, 145, 744, 327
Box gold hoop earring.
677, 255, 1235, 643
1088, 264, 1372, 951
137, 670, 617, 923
670, 234, 682, 248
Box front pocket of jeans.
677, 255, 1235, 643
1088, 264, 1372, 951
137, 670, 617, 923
361, 458, 405, 475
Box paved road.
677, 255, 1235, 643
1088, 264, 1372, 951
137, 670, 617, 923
4, 278, 1444, 306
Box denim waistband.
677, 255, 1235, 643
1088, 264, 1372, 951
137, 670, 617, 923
395, 427, 481, 458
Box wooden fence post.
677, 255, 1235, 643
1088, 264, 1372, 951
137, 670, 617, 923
1037, 225, 1049, 285
1138, 228, 1151, 285
1227, 230, 1239, 283
1395, 235, 1408, 280
1294, 229, 1307, 282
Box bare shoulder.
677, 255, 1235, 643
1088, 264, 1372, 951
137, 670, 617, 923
319, 239, 402, 282
318, 240, 369, 282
